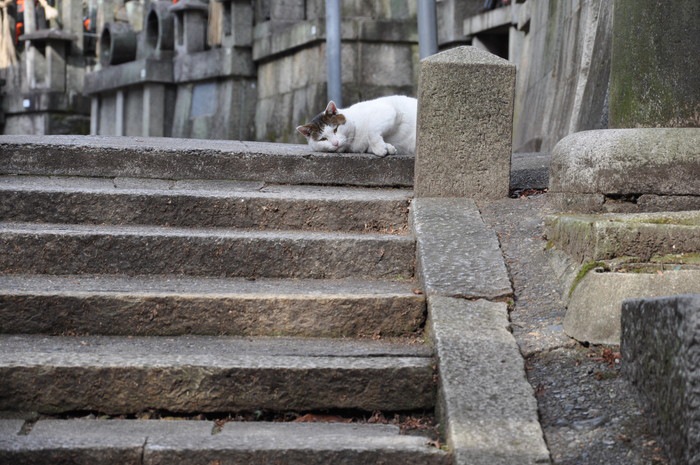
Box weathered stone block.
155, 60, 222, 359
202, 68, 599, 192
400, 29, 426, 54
545, 211, 700, 263
549, 128, 700, 213
0, 135, 415, 187
415, 46, 515, 199
565, 269, 700, 345
621, 294, 700, 465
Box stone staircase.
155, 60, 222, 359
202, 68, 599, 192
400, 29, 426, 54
0, 136, 448, 464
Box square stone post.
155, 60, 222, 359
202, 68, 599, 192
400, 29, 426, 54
171, 0, 209, 55
415, 46, 515, 199
219, 0, 253, 48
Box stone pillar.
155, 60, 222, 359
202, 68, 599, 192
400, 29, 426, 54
90, 97, 99, 135
609, 0, 700, 128
115, 90, 125, 136
143, 83, 165, 137
415, 46, 515, 199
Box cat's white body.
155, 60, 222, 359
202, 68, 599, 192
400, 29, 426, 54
298, 96, 417, 157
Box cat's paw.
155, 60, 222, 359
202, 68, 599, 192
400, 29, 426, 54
371, 143, 397, 157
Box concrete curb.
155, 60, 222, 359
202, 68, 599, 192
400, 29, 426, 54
412, 198, 550, 464
412, 198, 512, 300
428, 297, 550, 464
565, 270, 700, 345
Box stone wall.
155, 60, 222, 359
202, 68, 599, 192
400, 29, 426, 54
85, 0, 257, 140
1, 0, 90, 135
511, 0, 612, 153
253, 0, 419, 143
609, 0, 700, 128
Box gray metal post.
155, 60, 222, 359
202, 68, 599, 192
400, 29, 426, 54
325, 0, 342, 107
418, 0, 438, 59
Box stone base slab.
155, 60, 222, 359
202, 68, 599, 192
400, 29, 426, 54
545, 211, 700, 262
565, 269, 700, 345
549, 128, 700, 213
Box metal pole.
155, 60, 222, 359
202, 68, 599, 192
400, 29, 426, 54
418, 0, 438, 59
325, 0, 342, 107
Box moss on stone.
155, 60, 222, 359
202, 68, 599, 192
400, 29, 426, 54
569, 261, 608, 298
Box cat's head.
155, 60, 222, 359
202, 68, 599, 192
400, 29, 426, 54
296, 101, 348, 152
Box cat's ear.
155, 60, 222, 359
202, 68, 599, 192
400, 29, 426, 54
325, 101, 338, 115
296, 125, 313, 138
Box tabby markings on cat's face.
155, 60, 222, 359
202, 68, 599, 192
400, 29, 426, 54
296, 101, 348, 152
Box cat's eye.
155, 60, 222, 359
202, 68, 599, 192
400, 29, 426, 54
333, 127, 338, 133
319, 137, 327, 141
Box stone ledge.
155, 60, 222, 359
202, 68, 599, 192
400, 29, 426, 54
428, 297, 550, 465
0, 335, 435, 414
0, 135, 415, 187
621, 294, 700, 465
84, 59, 174, 94
0, 420, 448, 464
174, 47, 255, 82
463, 3, 520, 36
548, 192, 700, 214
548, 128, 700, 213
412, 197, 512, 300
565, 269, 700, 345
545, 211, 700, 262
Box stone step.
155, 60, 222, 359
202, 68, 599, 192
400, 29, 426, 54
0, 135, 414, 187
0, 335, 435, 415
545, 210, 700, 263
0, 222, 415, 279
0, 175, 412, 233
0, 419, 448, 464
0, 274, 425, 337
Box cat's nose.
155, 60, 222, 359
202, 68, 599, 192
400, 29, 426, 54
332, 140, 339, 147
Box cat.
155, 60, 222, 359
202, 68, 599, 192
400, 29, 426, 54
296, 95, 417, 157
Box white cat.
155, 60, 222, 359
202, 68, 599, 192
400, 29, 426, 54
296, 95, 417, 157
